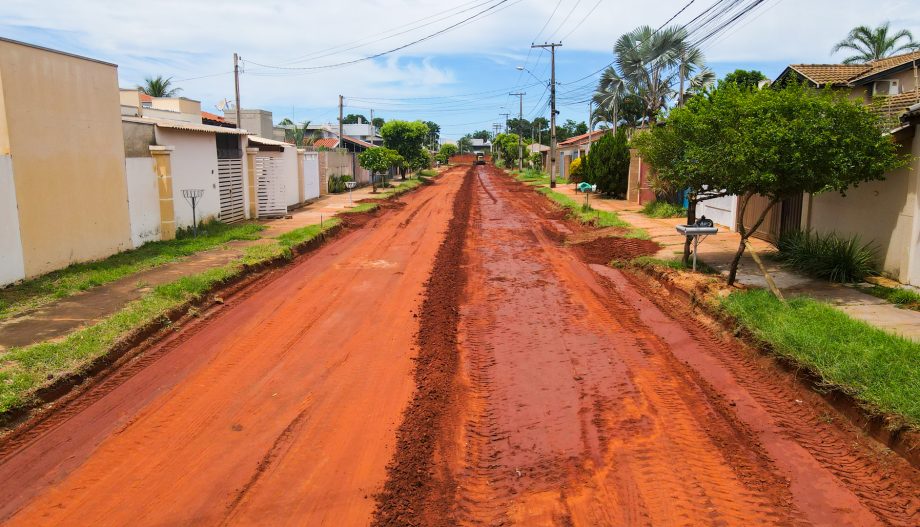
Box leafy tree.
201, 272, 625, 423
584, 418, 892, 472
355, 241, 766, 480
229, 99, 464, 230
423, 121, 441, 149
138, 75, 181, 97
584, 129, 630, 197
506, 118, 532, 138
358, 147, 401, 192
555, 120, 588, 142
457, 136, 473, 153
380, 120, 430, 179
471, 130, 492, 141
437, 143, 458, 164
372, 117, 386, 129
720, 69, 768, 90
568, 156, 585, 183
493, 133, 523, 167
278, 118, 312, 146
343, 114, 369, 124
633, 82, 906, 284
832, 22, 919, 64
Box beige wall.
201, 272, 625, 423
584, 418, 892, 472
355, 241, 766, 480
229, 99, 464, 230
0, 39, 132, 278
806, 128, 918, 282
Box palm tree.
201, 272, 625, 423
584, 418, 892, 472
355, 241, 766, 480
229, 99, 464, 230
138, 75, 181, 97
593, 25, 707, 127
278, 118, 313, 146
832, 22, 919, 64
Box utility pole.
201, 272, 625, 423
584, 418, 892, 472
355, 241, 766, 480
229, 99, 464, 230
532, 42, 561, 187
587, 99, 594, 155
678, 51, 686, 107
510, 92, 525, 171
338, 95, 344, 149
499, 113, 510, 134
233, 53, 242, 129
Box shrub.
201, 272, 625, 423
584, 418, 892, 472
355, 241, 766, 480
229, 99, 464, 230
641, 200, 686, 218
327, 174, 353, 194
585, 128, 630, 197
776, 230, 877, 283
568, 157, 585, 183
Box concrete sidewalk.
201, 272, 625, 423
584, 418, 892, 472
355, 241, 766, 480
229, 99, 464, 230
0, 186, 383, 350
555, 183, 920, 342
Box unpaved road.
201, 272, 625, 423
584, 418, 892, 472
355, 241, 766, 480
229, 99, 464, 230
1, 165, 918, 526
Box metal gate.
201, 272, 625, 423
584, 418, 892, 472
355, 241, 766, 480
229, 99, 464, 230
255, 156, 287, 218
741, 193, 803, 244
303, 152, 320, 200
217, 158, 245, 223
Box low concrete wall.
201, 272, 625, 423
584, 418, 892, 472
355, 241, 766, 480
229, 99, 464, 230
125, 157, 162, 247
697, 194, 738, 231
155, 128, 220, 230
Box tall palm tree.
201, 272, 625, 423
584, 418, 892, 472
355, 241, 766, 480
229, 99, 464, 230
832, 22, 919, 64
278, 119, 313, 146
593, 25, 707, 126
138, 75, 181, 97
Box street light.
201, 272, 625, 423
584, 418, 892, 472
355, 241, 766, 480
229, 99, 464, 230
516, 66, 549, 87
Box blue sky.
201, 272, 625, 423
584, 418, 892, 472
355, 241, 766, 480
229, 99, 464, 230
2, 0, 917, 140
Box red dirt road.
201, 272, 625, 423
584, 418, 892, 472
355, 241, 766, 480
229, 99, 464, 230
393, 165, 919, 526
0, 168, 464, 526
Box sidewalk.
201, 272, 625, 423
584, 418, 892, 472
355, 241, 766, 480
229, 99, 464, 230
555, 184, 920, 342
0, 187, 381, 350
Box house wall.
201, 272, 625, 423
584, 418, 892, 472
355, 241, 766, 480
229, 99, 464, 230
806, 129, 917, 282
697, 194, 738, 231
0, 154, 25, 285
280, 146, 300, 207
154, 128, 220, 230
125, 157, 161, 247
0, 39, 133, 279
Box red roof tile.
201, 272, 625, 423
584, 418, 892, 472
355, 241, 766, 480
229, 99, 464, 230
312, 137, 339, 149
200, 111, 225, 122
557, 129, 608, 147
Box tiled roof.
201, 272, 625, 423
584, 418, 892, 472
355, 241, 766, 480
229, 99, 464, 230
557, 129, 608, 147
868, 92, 920, 126
343, 135, 375, 149
200, 111, 225, 122
787, 50, 920, 86
312, 137, 339, 149
139, 93, 153, 103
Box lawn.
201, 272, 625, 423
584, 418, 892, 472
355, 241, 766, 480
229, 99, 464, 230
641, 200, 686, 218
0, 221, 265, 321
722, 289, 920, 426
0, 219, 339, 414
863, 285, 920, 311
536, 187, 649, 239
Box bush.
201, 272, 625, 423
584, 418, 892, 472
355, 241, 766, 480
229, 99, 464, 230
776, 230, 877, 282
327, 174, 353, 194
585, 128, 629, 197
641, 200, 686, 218
568, 157, 585, 183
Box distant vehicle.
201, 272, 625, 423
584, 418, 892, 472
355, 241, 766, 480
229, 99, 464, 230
475, 152, 485, 165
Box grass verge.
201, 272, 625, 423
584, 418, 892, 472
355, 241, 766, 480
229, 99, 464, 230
340, 202, 380, 214
0, 221, 265, 321
375, 178, 423, 199
627, 255, 718, 274
722, 289, 920, 426
863, 285, 920, 311
641, 200, 687, 218
535, 187, 649, 239
0, 219, 339, 414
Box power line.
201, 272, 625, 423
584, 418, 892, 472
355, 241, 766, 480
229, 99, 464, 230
559, 0, 604, 42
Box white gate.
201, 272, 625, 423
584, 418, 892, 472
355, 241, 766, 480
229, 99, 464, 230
255, 156, 287, 218
217, 158, 245, 223
303, 152, 320, 200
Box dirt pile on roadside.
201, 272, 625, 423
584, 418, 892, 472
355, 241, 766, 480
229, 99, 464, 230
371, 166, 474, 527
572, 236, 660, 265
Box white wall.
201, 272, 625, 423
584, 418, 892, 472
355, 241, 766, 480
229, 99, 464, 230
697, 194, 738, 231
280, 146, 300, 207
125, 157, 161, 247
303, 152, 320, 200
0, 155, 25, 285
155, 128, 220, 230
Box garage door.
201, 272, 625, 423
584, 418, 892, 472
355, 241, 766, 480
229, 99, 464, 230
217, 158, 245, 223
255, 156, 287, 218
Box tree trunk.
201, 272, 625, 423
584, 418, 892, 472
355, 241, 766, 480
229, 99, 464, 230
726, 237, 747, 285
682, 198, 697, 266
727, 195, 778, 286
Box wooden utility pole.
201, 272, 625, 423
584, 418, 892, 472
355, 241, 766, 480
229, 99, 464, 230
338, 95, 344, 148
532, 42, 561, 187
510, 92, 525, 171
233, 53, 242, 129
587, 99, 593, 154
678, 51, 686, 107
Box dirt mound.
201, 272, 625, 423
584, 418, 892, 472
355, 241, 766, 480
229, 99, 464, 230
572, 236, 660, 264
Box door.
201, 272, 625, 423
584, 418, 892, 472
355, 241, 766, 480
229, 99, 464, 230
742, 193, 803, 244
217, 158, 245, 224
303, 152, 320, 200
255, 156, 287, 218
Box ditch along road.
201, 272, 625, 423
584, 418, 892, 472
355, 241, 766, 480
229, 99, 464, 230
0, 165, 917, 527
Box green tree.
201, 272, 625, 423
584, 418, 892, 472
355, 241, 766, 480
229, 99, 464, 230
584, 129, 630, 197
471, 130, 492, 141
556, 120, 588, 142
832, 22, 919, 64
458, 136, 473, 154
358, 147, 401, 192
372, 117, 385, 129
720, 69, 768, 90
277, 118, 312, 146
342, 114, 369, 124
423, 121, 441, 149
633, 82, 906, 284
493, 133, 522, 167
138, 75, 181, 97
437, 143, 458, 164
380, 120, 430, 179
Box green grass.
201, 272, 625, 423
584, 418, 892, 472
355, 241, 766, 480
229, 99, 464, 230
513, 169, 568, 187
628, 255, 717, 274
417, 169, 437, 178
864, 285, 920, 310
0, 219, 340, 414
376, 178, 423, 199
340, 202, 379, 214
641, 200, 687, 219
536, 187, 642, 232
722, 289, 920, 426
0, 221, 265, 321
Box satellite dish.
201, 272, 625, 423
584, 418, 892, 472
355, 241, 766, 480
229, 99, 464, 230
215, 98, 233, 112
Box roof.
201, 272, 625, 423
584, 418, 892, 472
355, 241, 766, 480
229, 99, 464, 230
343, 135, 374, 149
140, 93, 153, 103
200, 111, 225, 122
557, 129, 608, 147
122, 116, 248, 135
902, 102, 920, 122
248, 135, 294, 148
312, 137, 339, 149
0, 36, 117, 67
869, 92, 920, 125
783, 50, 920, 86
528, 143, 550, 152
